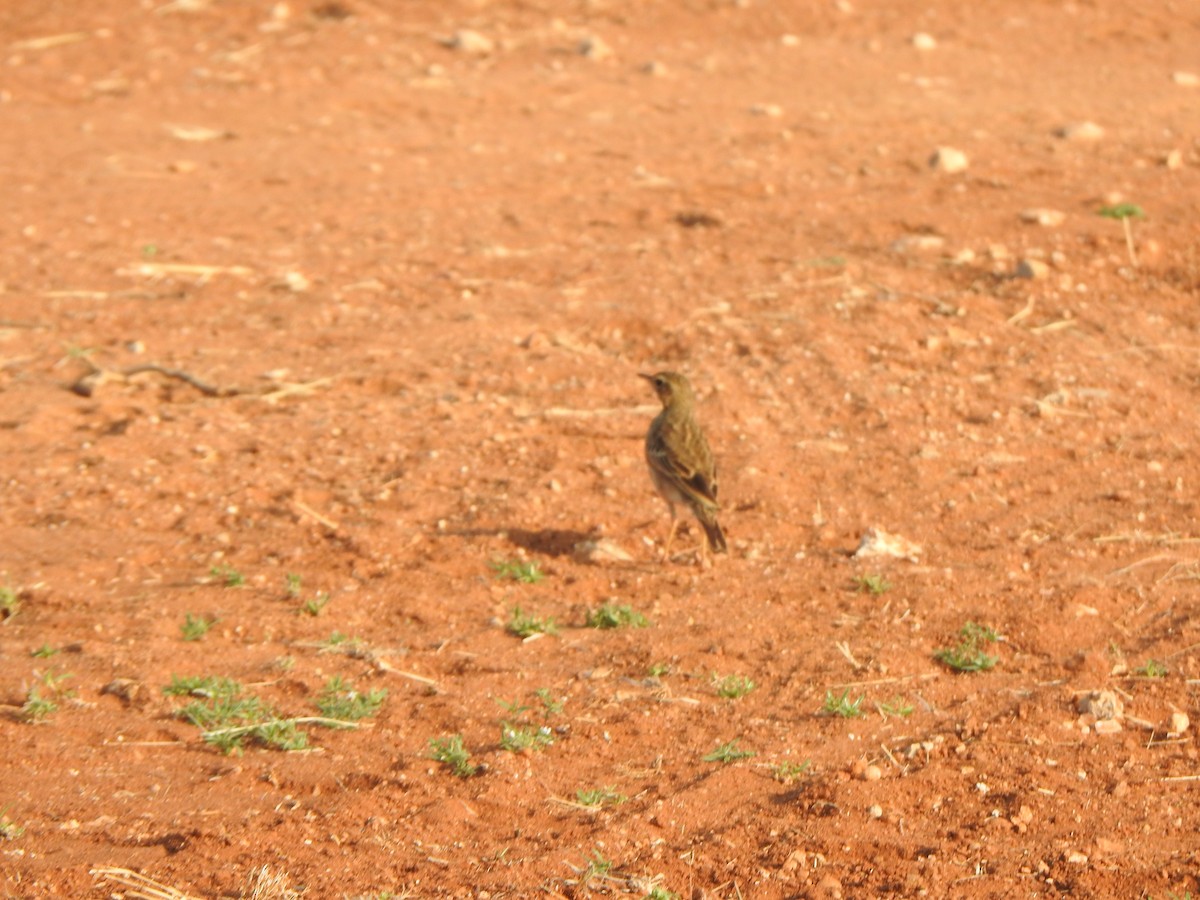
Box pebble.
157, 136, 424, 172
862, 764, 883, 781
816, 874, 843, 897
911, 32, 937, 51
445, 29, 494, 55
1170, 711, 1190, 735
854, 527, 922, 561
750, 103, 784, 118
891, 234, 944, 255
1173, 71, 1199, 87
578, 34, 613, 60
1093, 718, 1123, 735
1020, 208, 1065, 227
929, 146, 968, 173
1066, 851, 1088, 866
868, 804, 883, 819
1164, 149, 1183, 170
1015, 259, 1050, 280
1056, 121, 1104, 142
572, 538, 633, 564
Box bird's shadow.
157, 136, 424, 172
505, 528, 594, 558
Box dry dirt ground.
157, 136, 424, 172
3, 1, 1200, 897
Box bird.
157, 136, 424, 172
639, 370, 728, 561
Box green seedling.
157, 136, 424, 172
315, 676, 387, 723
0, 585, 19, 620
575, 786, 627, 808
770, 760, 812, 784
496, 697, 531, 718
581, 848, 614, 885
30, 644, 58, 659
1135, 659, 1168, 678
299, 593, 331, 617
428, 734, 478, 777
284, 573, 303, 598
645, 887, 679, 900
506, 606, 557, 638
317, 631, 363, 651
180, 613, 217, 641
703, 739, 755, 763
20, 669, 74, 723
0, 807, 23, 840
210, 564, 245, 588
877, 696, 914, 718
1099, 202, 1146, 267
935, 621, 1000, 673
167, 675, 304, 754
535, 687, 564, 718
585, 602, 648, 629
821, 689, 865, 718
648, 661, 672, 677
491, 559, 544, 584
853, 573, 891, 595
712, 673, 756, 699
500, 721, 554, 753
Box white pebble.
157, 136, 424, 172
578, 34, 613, 60
1170, 711, 1190, 735
911, 32, 937, 51
1056, 121, 1104, 142
445, 29, 493, 55
1172, 71, 1199, 87
891, 234, 944, 255
868, 804, 883, 819
929, 146, 968, 173
1020, 208, 1065, 227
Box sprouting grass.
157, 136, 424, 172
645, 887, 679, 900
317, 631, 364, 652
180, 613, 217, 641
506, 605, 558, 638
703, 739, 755, 764
210, 564, 245, 588
0, 585, 19, 620
315, 676, 387, 723
853, 573, 891, 595
581, 849, 614, 885
535, 687, 564, 718
935, 621, 1000, 673
299, 593, 331, 617
428, 734, 478, 777
877, 695, 914, 718
491, 558, 544, 584
500, 721, 554, 753
712, 673, 756, 699
0, 807, 23, 840
770, 760, 811, 784
284, 572, 303, 598
585, 602, 648, 629
576, 786, 627, 808
648, 661, 672, 677
1099, 202, 1145, 221
30, 643, 58, 659
20, 668, 75, 723
821, 689, 865, 718
1135, 659, 1168, 678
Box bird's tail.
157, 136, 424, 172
702, 518, 728, 554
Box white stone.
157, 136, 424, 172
929, 146, 968, 173
912, 32, 937, 51
1056, 121, 1104, 142
891, 234, 944, 255
1172, 71, 1199, 87
1170, 711, 1190, 735
578, 34, 613, 60
1020, 208, 1065, 227
445, 29, 493, 55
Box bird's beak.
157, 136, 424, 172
638, 373, 655, 382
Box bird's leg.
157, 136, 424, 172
663, 506, 680, 556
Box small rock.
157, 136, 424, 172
1170, 711, 1190, 735
578, 34, 613, 60
572, 539, 633, 564
862, 764, 883, 781
868, 804, 883, 819
1056, 121, 1104, 142
1172, 71, 1199, 87
444, 29, 494, 55
854, 527, 921, 561
1164, 149, 1184, 170
1066, 851, 1088, 866
641, 60, 668, 77
891, 234, 944, 255
1110, 780, 1130, 797
1015, 259, 1050, 280
750, 103, 784, 118
1020, 208, 1065, 227
929, 146, 968, 173
282, 271, 310, 292
1077, 690, 1123, 720
1093, 718, 1123, 735
780, 34, 801, 47
815, 874, 843, 898
911, 32, 937, 51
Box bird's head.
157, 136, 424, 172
639, 370, 695, 408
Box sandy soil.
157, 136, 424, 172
2, 1, 1200, 897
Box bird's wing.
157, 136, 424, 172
647, 420, 720, 509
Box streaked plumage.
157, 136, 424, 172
640, 370, 727, 560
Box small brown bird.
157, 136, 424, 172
640, 370, 728, 560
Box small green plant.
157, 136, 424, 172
507, 605, 558, 638
0, 585, 19, 620
585, 602, 648, 629
496, 697, 531, 717
712, 673, 756, 699
317, 631, 363, 651
166, 675, 308, 754
210, 564, 245, 588
534, 687, 564, 718
821, 689, 865, 718
644, 887, 679, 900
648, 661, 672, 677
770, 760, 811, 783
853, 573, 891, 595
30, 643, 58, 659
284, 572, 302, 598
576, 786, 627, 808
877, 695, 914, 718
1135, 659, 1168, 678
299, 593, 331, 617
180, 613, 217, 641
703, 739, 755, 764
428, 734, 478, 777
491, 559, 544, 584
581, 848, 614, 885
315, 676, 387, 723
1098, 202, 1146, 267
500, 721, 554, 753
0, 807, 24, 840
935, 621, 1000, 673
20, 669, 74, 723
